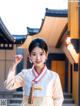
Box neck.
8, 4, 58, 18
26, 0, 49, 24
34, 64, 45, 74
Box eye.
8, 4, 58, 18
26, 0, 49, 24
40, 53, 44, 56
32, 53, 36, 56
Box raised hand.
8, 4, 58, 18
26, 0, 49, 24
15, 55, 23, 65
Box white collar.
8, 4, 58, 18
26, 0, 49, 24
32, 65, 47, 83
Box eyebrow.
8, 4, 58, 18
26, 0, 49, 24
31, 51, 44, 54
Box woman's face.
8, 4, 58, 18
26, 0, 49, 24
29, 47, 48, 68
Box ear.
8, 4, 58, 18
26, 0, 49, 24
28, 54, 32, 64
45, 52, 48, 60
28, 54, 31, 60
46, 52, 48, 58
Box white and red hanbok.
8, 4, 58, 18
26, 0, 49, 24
5, 65, 64, 106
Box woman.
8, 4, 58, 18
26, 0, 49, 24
4, 38, 64, 106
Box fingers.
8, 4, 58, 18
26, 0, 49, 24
15, 55, 23, 63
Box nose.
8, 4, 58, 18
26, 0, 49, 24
36, 54, 40, 60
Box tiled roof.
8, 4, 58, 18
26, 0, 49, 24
45, 8, 68, 17
0, 18, 14, 43
0, 18, 26, 44
27, 27, 40, 35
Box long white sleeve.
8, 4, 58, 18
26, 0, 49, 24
4, 64, 25, 90
53, 74, 64, 106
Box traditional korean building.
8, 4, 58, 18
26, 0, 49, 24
0, 1, 80, 105
21, 8, 68, 91
20, 7, 80, 106
67, 1, 80, 106
0, 18, 26, 91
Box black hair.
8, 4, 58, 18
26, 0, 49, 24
28, 38, 48, 54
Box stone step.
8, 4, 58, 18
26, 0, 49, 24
0, 91, 72, 97
8, 104, 21, 106
0, 91, 75, 105
9, 92, 73, 99
64, 93, 72, 98
8, 103, 75, 106
9, 97, 74, 104
63, 104, 75, 106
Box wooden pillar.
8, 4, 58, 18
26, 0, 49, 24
68, 0, 79, 38
78, 1, 80, 106
68, 0, 79, 105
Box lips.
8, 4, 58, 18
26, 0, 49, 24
35, 61, 41, 64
